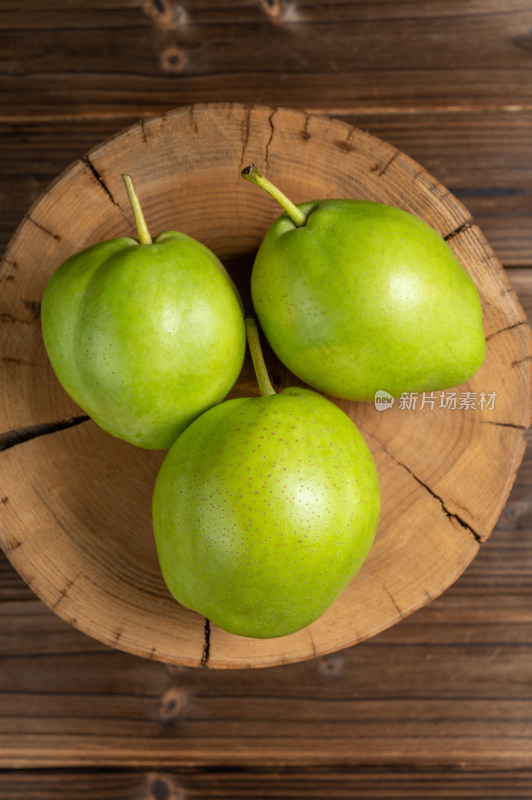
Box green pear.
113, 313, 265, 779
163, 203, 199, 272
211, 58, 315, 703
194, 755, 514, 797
152, 317, 380, 639
242, 165, 486, 401
41, 175, 246, 449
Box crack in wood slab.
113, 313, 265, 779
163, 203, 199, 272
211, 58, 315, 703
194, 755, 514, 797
367, 431, 481, 544
300, 111, 311, 141
264, 108, 277, 170
0, 313, 34, 326
482, 420, 527, 430
443, 220, 472, 241
201, 618, 210, 667
82, 155, 117, 206
402, 465, 482, 543
308, 629, 317, 658
485, 320, 527, 342
25, 215, 61, 241
52, 571, 82, 610
383, 584, 405, 618
335, 127, 356, 152
0, 416, 89, 453
188, 104, 198, 134
82, 155, 130, 225
371, 150, 399, 177
512, 355, 532, 367
139, 117, 149, 144
239, 105, 252, 169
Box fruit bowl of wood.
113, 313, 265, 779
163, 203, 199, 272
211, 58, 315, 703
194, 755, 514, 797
0, 103, 530, 668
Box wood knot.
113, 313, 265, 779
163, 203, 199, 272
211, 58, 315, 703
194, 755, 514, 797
165, 662, 185, 676
496, 499, 531, 531
150, 777, 171, 800
147, 773, 184, 800
143, 0, 185, 31
260, 0, 300, 23
261, 0, 283, 16
513, 30, 532, 51
317, 653, 345, 678
158, 687, 186, 723
160, 46, 186, 73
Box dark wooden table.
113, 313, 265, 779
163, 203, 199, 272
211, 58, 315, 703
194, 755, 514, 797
1, 2, 532, 797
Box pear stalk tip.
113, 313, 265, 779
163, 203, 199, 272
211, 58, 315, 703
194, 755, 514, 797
122, 174, 152, 246
240, 164, 307, 228
241, 163, 258, 178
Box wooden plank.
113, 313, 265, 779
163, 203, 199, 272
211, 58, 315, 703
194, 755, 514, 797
1, 2, 532, 118
2, 0, 530, 29
0, 498, 531, 767
2, 112, 532, 265
2, 767, 532, 799
0, 554, 31, 602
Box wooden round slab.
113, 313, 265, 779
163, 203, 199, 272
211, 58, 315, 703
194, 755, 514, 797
0, 104, 530, 669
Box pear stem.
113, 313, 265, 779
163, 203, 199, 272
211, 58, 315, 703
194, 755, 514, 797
241, 164, 307, 228
122, 174, 152, 245
245, 317, 276, 397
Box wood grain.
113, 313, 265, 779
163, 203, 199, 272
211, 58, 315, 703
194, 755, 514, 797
0, 103, 530, 670
2, 768, 532, 800
1, 1, 532, 118
1, 0, 531, 791
0, 495, 531, 768
3, 111, 532, 265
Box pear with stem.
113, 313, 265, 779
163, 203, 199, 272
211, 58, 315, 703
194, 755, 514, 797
242, 164, 485, 401
152, 316, 380, 639
42, 174, 246, 449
